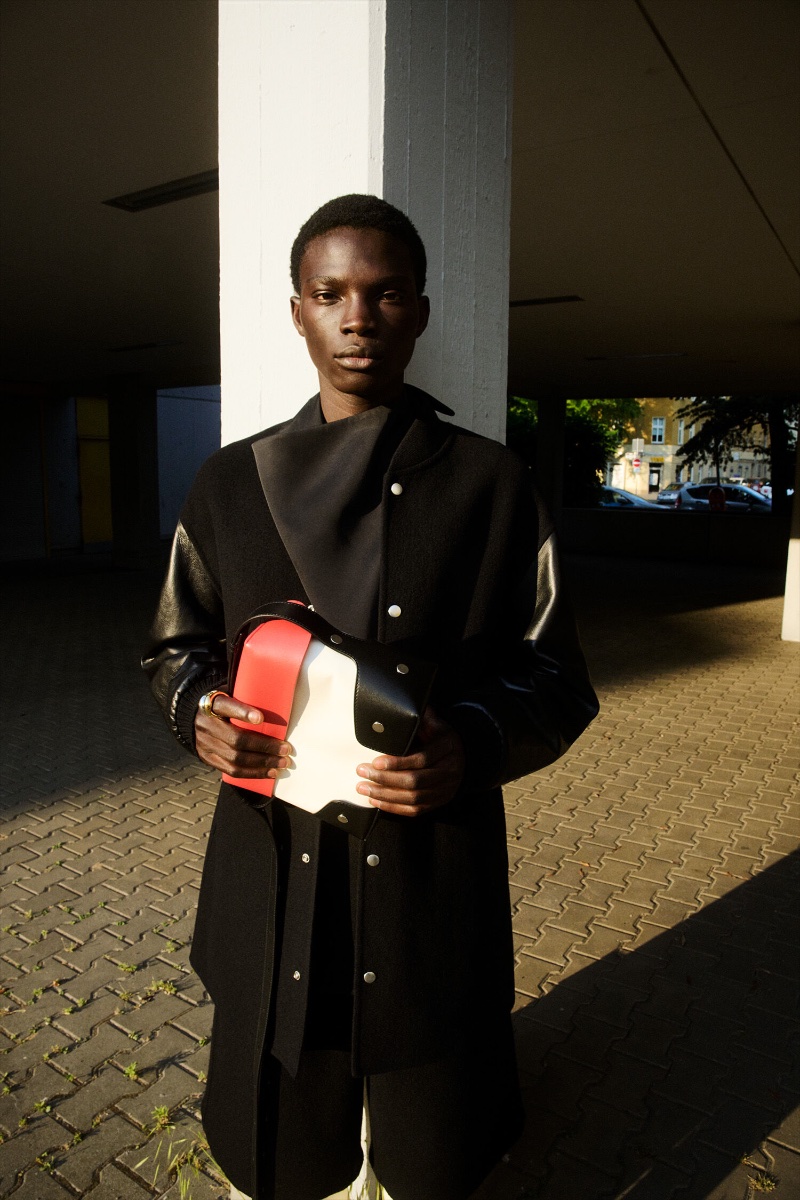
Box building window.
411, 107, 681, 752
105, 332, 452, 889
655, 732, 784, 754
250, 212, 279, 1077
651, 417, 665, 444
677, 418, 685, 445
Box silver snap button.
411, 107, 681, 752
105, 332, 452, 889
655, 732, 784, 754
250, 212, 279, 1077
293, 970, 301, 981
301, 853, 310, 863
387, 604, 402, 618
331, 633, 343, 644
390, 482, 404, 496
396, 663, 409, 675
372, 721, 385, 734
337, 813, 349, 824
363, 971, 376, 984
367, 854, 380, 867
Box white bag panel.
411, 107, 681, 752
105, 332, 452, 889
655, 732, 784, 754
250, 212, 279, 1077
273, 639, 376, 813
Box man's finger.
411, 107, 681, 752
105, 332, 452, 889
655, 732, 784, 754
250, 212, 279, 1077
206, 693, 267, 726
202, 748, 288, 778
356, 765, 451, 793
360, 785, 448, 816
367, 799, 439, 818
367, 736, 454, 775
199, 718, 292, 758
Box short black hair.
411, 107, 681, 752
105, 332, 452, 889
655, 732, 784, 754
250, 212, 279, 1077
290, 194, 427, 295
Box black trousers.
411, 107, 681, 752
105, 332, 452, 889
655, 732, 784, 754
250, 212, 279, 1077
258, 1015, 524, 1200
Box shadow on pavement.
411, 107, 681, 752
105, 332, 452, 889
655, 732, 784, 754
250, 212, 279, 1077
506, 850, 800, 1199
565, 555, 788, 693
566, 554, 785, 618
0, 567, 185, 813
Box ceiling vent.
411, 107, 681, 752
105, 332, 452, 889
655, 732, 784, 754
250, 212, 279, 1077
509, 295, 583, 307
103, 169, 219, 212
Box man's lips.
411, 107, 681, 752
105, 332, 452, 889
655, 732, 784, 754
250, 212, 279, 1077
335, 346, 383, 369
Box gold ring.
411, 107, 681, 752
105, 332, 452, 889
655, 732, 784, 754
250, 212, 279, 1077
198, 689, 228, 717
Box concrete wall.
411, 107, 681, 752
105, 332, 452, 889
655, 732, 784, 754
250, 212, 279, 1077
44, 398, 81, 551
0, 397, 81, 562
157, 387, 221, 537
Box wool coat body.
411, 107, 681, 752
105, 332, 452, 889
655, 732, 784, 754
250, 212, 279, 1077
143, 396, 599, 1199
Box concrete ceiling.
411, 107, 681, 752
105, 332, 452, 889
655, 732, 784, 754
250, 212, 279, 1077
510, 0, 800, 398
0, 0, 220, 390
0, 0, 798, 398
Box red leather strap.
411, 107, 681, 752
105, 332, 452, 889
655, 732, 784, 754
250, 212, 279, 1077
222, 616, 313, 799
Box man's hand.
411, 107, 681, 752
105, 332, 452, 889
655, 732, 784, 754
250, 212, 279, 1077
194, 693, 293, 778
355, 708, 465, 817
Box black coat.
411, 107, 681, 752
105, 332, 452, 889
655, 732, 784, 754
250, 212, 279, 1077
143, 392, 598, 1198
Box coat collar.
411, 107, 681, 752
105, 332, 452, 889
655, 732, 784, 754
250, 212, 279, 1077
250, 387, 454, 637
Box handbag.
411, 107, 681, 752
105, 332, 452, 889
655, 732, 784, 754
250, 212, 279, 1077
222, 601, 437, 829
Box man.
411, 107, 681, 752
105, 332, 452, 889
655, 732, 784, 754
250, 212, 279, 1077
143, 194, 598, 1200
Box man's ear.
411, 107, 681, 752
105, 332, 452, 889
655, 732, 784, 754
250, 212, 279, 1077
416, 294, 431, 338
290, 295, 305, 337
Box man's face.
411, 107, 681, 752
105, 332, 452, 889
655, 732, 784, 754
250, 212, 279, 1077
291, 226, 429, 406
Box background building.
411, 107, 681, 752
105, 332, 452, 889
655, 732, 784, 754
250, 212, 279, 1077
611, 398, 774, 496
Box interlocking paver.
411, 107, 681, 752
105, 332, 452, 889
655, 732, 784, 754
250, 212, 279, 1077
552, 1011, 626, 1071
115, 1063, 203, 1128
526, 1149, 615, 1200
0, 1113, 67, 1194
55, 1113, 145, 1194
51, 991, 121, 1041
113, 1024, 196, 1076
5, 1170, 75, 1199
54, 1063, 141, 1131
57, 1022, 132, 1082
83, 1162, 155, 1199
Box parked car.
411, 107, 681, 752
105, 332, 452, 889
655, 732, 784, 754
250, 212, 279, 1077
656, 482, 683, 506
597, 486, 663, 509
672, 483, 772, 512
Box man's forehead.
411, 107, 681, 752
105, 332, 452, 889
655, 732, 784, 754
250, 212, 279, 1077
299, 227, 415, 278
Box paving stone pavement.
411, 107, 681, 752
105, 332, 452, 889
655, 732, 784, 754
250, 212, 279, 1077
1, 556, 798, 1200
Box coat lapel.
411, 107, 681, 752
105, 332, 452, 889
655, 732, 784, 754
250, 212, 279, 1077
251, 390, 451, 638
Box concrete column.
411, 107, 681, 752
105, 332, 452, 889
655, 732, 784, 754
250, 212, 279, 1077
535, 398, 566, 529
107, 379, 161, 570
218, 0, 513, 445
781, 448, 800, 641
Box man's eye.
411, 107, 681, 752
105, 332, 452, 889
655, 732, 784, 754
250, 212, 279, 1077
314, 290, 338, 301
382, 291, 403, 302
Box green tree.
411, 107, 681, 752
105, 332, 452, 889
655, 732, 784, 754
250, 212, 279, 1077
507, 397, 641, 506
565, 398, 643, 439
676, 396, 799, 517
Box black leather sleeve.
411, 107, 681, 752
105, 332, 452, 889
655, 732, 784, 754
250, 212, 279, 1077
448, 532, 599, 788
141, 521, 228, 752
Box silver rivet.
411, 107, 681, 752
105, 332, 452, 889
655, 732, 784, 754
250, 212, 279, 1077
331, 633, 343, 645
337, 813, 349, 824
363, 971, 376, 984
372, 721, 385, 734
387, 604, 402, 618
390, 482, 404, 496
301, 853, 310, 863
396, 663, 409, 675
367, 854, 380, 867
293, 970, 301, 981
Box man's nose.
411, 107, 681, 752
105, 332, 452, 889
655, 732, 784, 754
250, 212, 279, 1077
341, 295, 376, 334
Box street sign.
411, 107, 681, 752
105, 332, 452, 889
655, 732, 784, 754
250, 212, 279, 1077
633, 457, 642, 470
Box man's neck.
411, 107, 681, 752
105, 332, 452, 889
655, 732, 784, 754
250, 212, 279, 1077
319, 380, 404, 423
